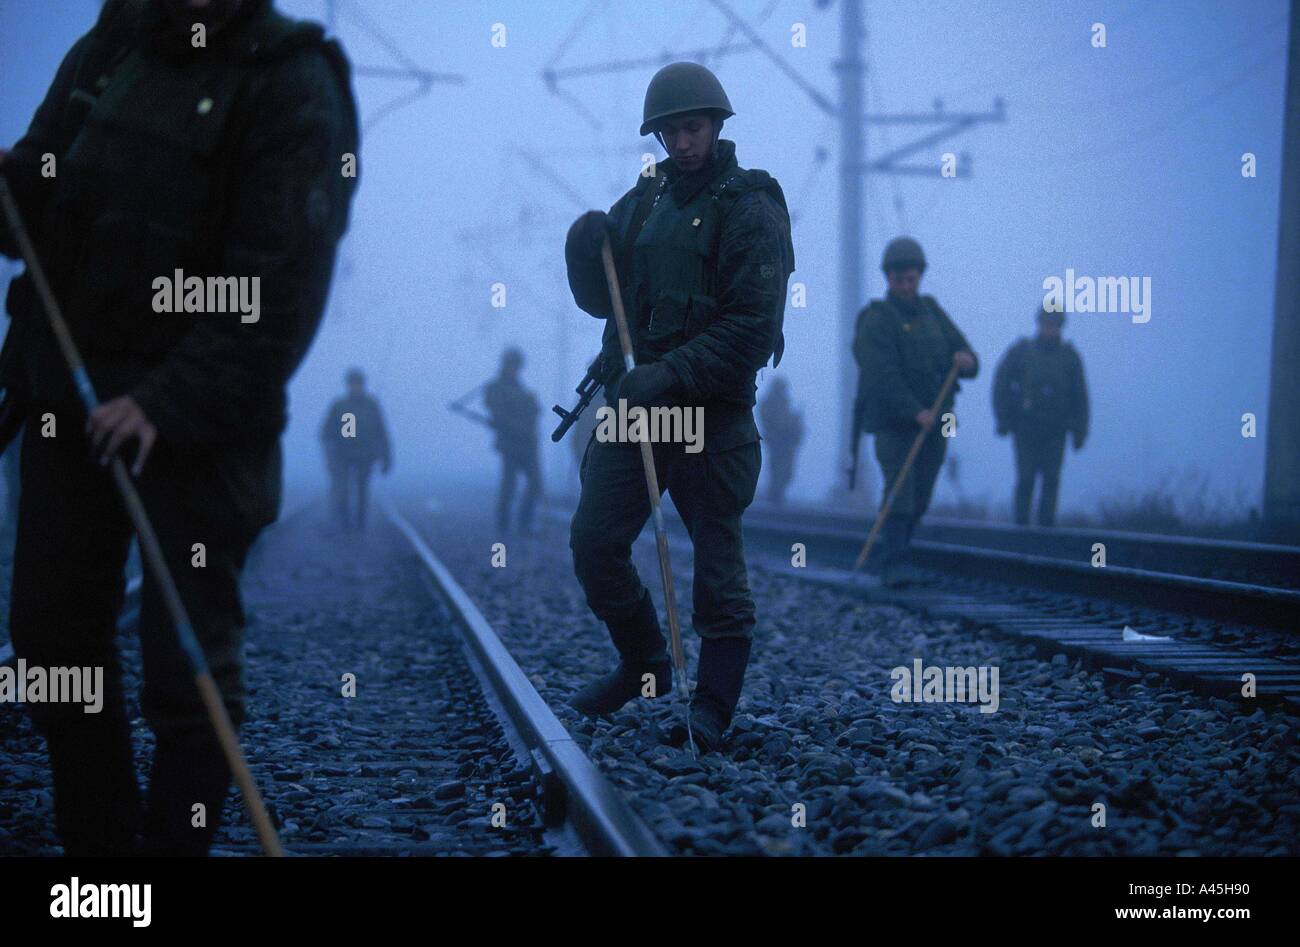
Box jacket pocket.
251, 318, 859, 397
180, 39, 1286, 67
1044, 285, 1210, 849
644, 290, 718, 358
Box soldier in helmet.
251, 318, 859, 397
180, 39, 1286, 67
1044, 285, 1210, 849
758, 376, 803, 506
993, 307, 1089, 526
483, 346, 542, 535
563, 61, 795, 752
319, 367, 392, 532
852, 237, 978, 578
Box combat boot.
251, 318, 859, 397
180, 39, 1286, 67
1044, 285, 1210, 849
688, 636, 752, 754
570, 590, 673, 717
864, 513, 910, 575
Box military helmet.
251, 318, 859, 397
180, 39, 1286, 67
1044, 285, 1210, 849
345, 366, 365, 385
640, 62, 735, 136
1037, 305, 1066, 325
881, 237, 926, 274
502, 345, 525, 369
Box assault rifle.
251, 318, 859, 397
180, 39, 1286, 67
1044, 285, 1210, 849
551, 354, 603, 443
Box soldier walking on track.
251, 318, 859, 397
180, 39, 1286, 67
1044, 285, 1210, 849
0, 0, 358, 854
758, 376, 803, 506
852, 237, 978, 581
484, 346, 542, 535
320, 367, 392, 532
563, 62, 795, 752
993, 307, 1089, 527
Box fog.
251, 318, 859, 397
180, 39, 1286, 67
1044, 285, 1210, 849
1, 0, 1289, 523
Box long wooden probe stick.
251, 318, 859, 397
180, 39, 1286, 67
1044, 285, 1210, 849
852, 362, 960, 571
599, 236, 695, 757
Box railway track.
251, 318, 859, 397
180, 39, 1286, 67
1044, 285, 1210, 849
429, 496, 1297, 856
735, 505, 1300, 709
749, 504, 1300, 590
0, 500, 663, 857
5, 493, 1295, 857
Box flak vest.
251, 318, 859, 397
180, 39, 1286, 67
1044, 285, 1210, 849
597, 161, 789, 401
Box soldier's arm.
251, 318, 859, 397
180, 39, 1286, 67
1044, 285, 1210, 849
991, 343, 1019, 429
564, 192, 633, 318
1070, 347, 1090, 439
932, 300, 979, 379
131, 50, 358, 449
855, 307, 925, 426
660, 189, 789, 402
0, 32, 97, 258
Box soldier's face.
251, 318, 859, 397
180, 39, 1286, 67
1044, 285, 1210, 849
1038, 320, 1062, 342
161, 0, 246, 32
658, 114, 716, 173
887, 267, 922, 302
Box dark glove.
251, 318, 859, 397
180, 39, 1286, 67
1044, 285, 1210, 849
569, 210, 614, 255
1072, 431, 1086, 451
618, 362, 681, 408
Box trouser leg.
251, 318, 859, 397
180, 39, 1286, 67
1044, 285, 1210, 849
136, 442, 276, 856
9, 418, 137, 855
909, 428, 948, 520
668, 442, 760, 641
1035, 433, 1067, 527
569, 437, 661, 653
1012, 434, 1035, 526
518, 454, 541, 531
668, 441, 760, 734
329, 462, 347, 526
354, 463, 372, 529
496, 456, 516, 534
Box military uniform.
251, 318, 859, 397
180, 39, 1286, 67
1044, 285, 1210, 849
320, 386, 391, 530
563, 64, 794, 748
758, 378, 802, 506
483, 367, 542, 533
0, 0, 358, 854
853, 290, 977, 568
993, 334, 1089, 526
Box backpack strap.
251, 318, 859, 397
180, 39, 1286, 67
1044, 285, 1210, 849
55, 0, 144, 161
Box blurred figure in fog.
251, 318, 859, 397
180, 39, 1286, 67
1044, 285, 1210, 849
320, 368, 391, 532
993, 307, 1089, 527
484, 346, 542, 535
758, 376, 802, 506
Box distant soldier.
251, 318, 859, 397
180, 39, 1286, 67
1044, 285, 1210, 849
853, 237, 978, 577
0, 0, 358, 854
319, 368, 391, 531
484, 346, 542, 534
993, 307, 1089, 526
758, 376, 803, 506
563, 61, 795, 752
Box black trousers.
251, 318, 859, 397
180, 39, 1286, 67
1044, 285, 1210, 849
874, 425, 948, 519
1013, 431, 1067, 526
765, 447, 795, 506
570, 434, 761, 640
329, 458, 374, 530
8, 418, 278, 855
497, 451, 541, 533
